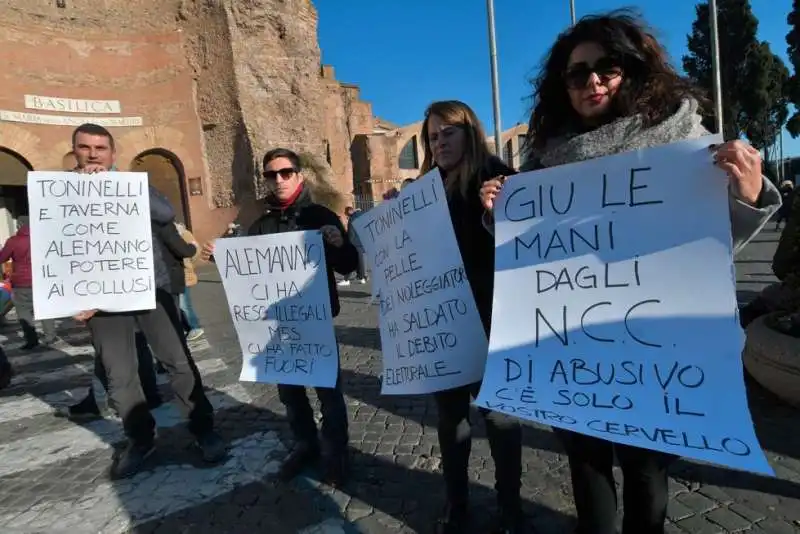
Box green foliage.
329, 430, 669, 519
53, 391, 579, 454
785, 0, 800, 136
683, 0, 788, 149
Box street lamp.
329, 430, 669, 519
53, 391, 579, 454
486, 0, 503, 157
709, 0, 724, 136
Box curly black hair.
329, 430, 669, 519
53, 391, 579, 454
525, 9, 708, 151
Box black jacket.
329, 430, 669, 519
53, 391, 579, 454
245, 187, 358, 317
443, 156, 516, 333
155, 223, 196, 295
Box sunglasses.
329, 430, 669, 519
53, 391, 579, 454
563, 57, 623, 90
262, 167, 297, 181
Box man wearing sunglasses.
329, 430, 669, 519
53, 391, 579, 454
202, 147, 358, 486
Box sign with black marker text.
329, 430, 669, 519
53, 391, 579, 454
475, 135, 773, 475
214, 231, 339, 388
352, 170, 489, 395
27, 171, 155, 320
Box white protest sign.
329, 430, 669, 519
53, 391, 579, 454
27, 171, 155, 320
214, 231, 339, 388
352, 169, 489, 395
475, 135, 773, 475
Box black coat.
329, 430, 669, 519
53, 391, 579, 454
245, 187, 358, 317
155, 223, 196, 295
442, 156, 516, 333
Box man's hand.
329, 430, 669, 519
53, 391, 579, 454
201, 241, 215, 262
77, 164, 108, 174
320, 225, 344, 248
73, 309, 98, 323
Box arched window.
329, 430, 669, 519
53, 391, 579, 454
398, 136, 418, 170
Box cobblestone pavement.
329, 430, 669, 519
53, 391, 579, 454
0, 226, 798, 533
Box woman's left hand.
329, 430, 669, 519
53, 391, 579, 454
712, 140, 763, 205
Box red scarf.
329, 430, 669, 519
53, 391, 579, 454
275, 184, 304, 210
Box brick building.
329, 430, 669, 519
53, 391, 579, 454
0, 0, 374, 245
350, 121, 531, 204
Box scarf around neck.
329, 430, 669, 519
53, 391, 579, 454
533, 98, 710, 169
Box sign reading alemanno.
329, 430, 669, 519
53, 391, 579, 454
0, 110, 142, 127
24, 95, 122, 114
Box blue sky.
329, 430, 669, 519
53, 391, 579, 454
316, 0, 798, 157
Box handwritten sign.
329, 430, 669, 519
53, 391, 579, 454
214, 231, 339, 388
352, 169, 488, 395
475, 136, 773, 475
27, 171, 155, 320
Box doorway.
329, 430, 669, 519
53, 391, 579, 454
130, 149, 189, 226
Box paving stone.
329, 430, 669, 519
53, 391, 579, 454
0, 240, 798, 534
729, 502, 766, 523
705, 507, 753, 532
676, 514, 725, 534
667, 499, 696, 522
675, 491, 718, 514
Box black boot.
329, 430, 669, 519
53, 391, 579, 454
278, 442, 320, 482
55, 393, 104, 420
491, 508, 525, 534
0, 360, 13, 390
436, 502, 468, 534
110, 441, 156, 480
323, 450, 349, 488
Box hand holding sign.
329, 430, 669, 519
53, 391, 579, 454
201, 241, 215, 262
479, 176, 507, 212
73, 309, 98, 323
711, 140, 763, 205
320, 225, 344, 248
77, 164, 108, 174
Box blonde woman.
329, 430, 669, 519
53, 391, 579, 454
420, 101, 523, 534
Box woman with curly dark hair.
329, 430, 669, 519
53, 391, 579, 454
480, 11, 780, 534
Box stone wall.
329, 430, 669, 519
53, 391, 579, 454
0, 0, 340, 244
321, 66, 375, 208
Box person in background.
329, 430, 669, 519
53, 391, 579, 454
420, 100, 524, 534
337, 206, 367, 287
0, 216, 58, 350
480, 12, 780, 534
775, 180, 795, 231
381, 178, 417, 201
201, 147, 358, 487
0, 344, 11, 389
175, 222, 204, 341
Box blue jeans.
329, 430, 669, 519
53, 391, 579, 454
179, 288, 200, 331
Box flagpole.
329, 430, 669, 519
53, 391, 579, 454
709, 0, 724, 136
486, 0, 503, 157
570, 0, 576, 25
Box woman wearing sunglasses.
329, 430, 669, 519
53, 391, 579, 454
480, 11, 780, 534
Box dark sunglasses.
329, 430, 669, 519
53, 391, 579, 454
563, 57, 623, 90
262, 167, 297, 180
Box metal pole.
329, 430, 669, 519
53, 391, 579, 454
486, 0, 503, 157
780, 128, 785, 182
569, 0, 576, 25
709, 0, 724, 136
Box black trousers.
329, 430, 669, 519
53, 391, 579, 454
87, 289, 214, 446
94, 332, 160, 403
355, 253, 366, 279
556, 429, 676, 534
278, 376, 348, 455
434, 382, 522, 514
